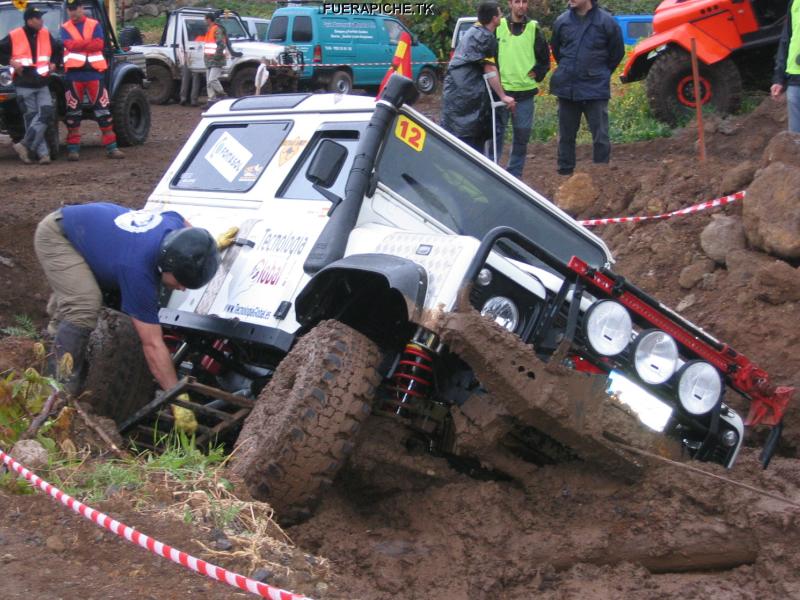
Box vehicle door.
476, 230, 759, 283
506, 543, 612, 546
320, 16, 356, 78
288, 13, 314, 75
180, 14, 208, 73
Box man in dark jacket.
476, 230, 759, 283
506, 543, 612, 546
0, 6, 63, 164
550, 0, 624, 175
771, 0, 800, 132
441, 1, 516, 152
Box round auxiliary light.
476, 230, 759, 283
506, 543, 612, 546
677, 360, 722, 415
721, 429, 739, 447
0, 70, 12, 87
632, 330, 679, 385
583, 300, 632, 357
481, 296, 519, 332
476, 268, 493, 287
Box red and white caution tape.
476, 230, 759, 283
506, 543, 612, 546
0, 448, 313, 600
579, 190, 745, 227
303, 60, 448, 67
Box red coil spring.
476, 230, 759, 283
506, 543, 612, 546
393, 342, 434, 402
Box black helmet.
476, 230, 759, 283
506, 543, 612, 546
158, 228, 220, 289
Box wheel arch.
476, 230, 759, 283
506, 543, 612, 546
146, 56, 179, 79
295, 254, 428, 343
109, 62, 145, 98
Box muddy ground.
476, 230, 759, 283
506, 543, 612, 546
1, 93, 799, 599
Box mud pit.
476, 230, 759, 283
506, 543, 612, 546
1, 95, 800, 598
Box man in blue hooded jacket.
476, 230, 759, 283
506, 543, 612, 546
550, 0, 623, 176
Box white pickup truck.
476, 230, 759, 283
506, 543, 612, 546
128, 7, 302, 104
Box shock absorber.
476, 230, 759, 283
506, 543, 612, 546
387, 328, 440, 415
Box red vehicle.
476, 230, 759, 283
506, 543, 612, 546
621, 0, 788, 125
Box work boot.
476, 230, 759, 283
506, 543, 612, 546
52, 321, 93, 395
12, 142, 31, 164
107, 147, 125, 159
39, 154, 51, 165
67, 150, 79, 161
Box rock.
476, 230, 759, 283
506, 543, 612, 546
139, 3, 160, 17
315, 582, 329, 594
725, 248, 776, 287
720, 161, 756, 195
123, 7, 137, 21
1, 553, 15, 563
717, 117, 740, 136
753, 260, 800, 304
555, 173, 599, 216
213, 537, 233, 551
45, 536, 66, 552
10, 439, 49, 471
762, 130, 800, 168
678, 259, 715, 289
700, 215, 747, 264
250, 568, 273, 583
0, 255, 14, 268
743, 163, 800, 260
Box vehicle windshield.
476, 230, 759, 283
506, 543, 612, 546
219, 16, 249, 39
375, 114, 609, 269
0, 4, 63, 40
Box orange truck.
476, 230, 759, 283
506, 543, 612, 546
621, 0, 788, 124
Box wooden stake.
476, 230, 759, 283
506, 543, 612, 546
690, 38, 706, 162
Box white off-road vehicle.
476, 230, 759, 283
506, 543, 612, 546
127, 7, 302, 103
83, 76, 789, 524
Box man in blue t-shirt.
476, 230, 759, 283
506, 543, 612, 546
34, 202, 220, 395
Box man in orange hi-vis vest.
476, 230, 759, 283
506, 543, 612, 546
60, 0, 124, 160
0, 6, 63, 164
377, 30, 412, 97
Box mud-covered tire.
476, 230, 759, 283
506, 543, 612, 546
232, 319, 383, 524
82, 309, 155, 424
416, 67, 438, 94
328, 70, 353, 94
646, 47, 742, 126
230, 66, 257, 97
145, 63, 175, 105
112, 83, 151, 146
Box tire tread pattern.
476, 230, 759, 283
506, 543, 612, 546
232, 320, 382, 525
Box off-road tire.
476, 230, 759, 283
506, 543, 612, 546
232, 320, 383, 525
112, 83, 151, 146
82, 309, 154, 424
230, 66, 257, 97
416, 67, 438, 94
328, 70, 353, 94
646, 47, 742, 126
118, 26, 143, 48
145, 63, 175, 105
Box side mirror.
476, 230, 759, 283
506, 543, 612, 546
306, 139, 347, 212
306, 139, 347, 188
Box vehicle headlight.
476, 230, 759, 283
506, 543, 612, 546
584, 300, 632, 356
0, 69, 12, 87
481, 296, 519, 332
677, 361, 722, 415
632, 329, 678, 385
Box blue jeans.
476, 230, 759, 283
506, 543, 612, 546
16, 86, 53, 159
787, 85, 800, 133
486, 95, 534, 178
